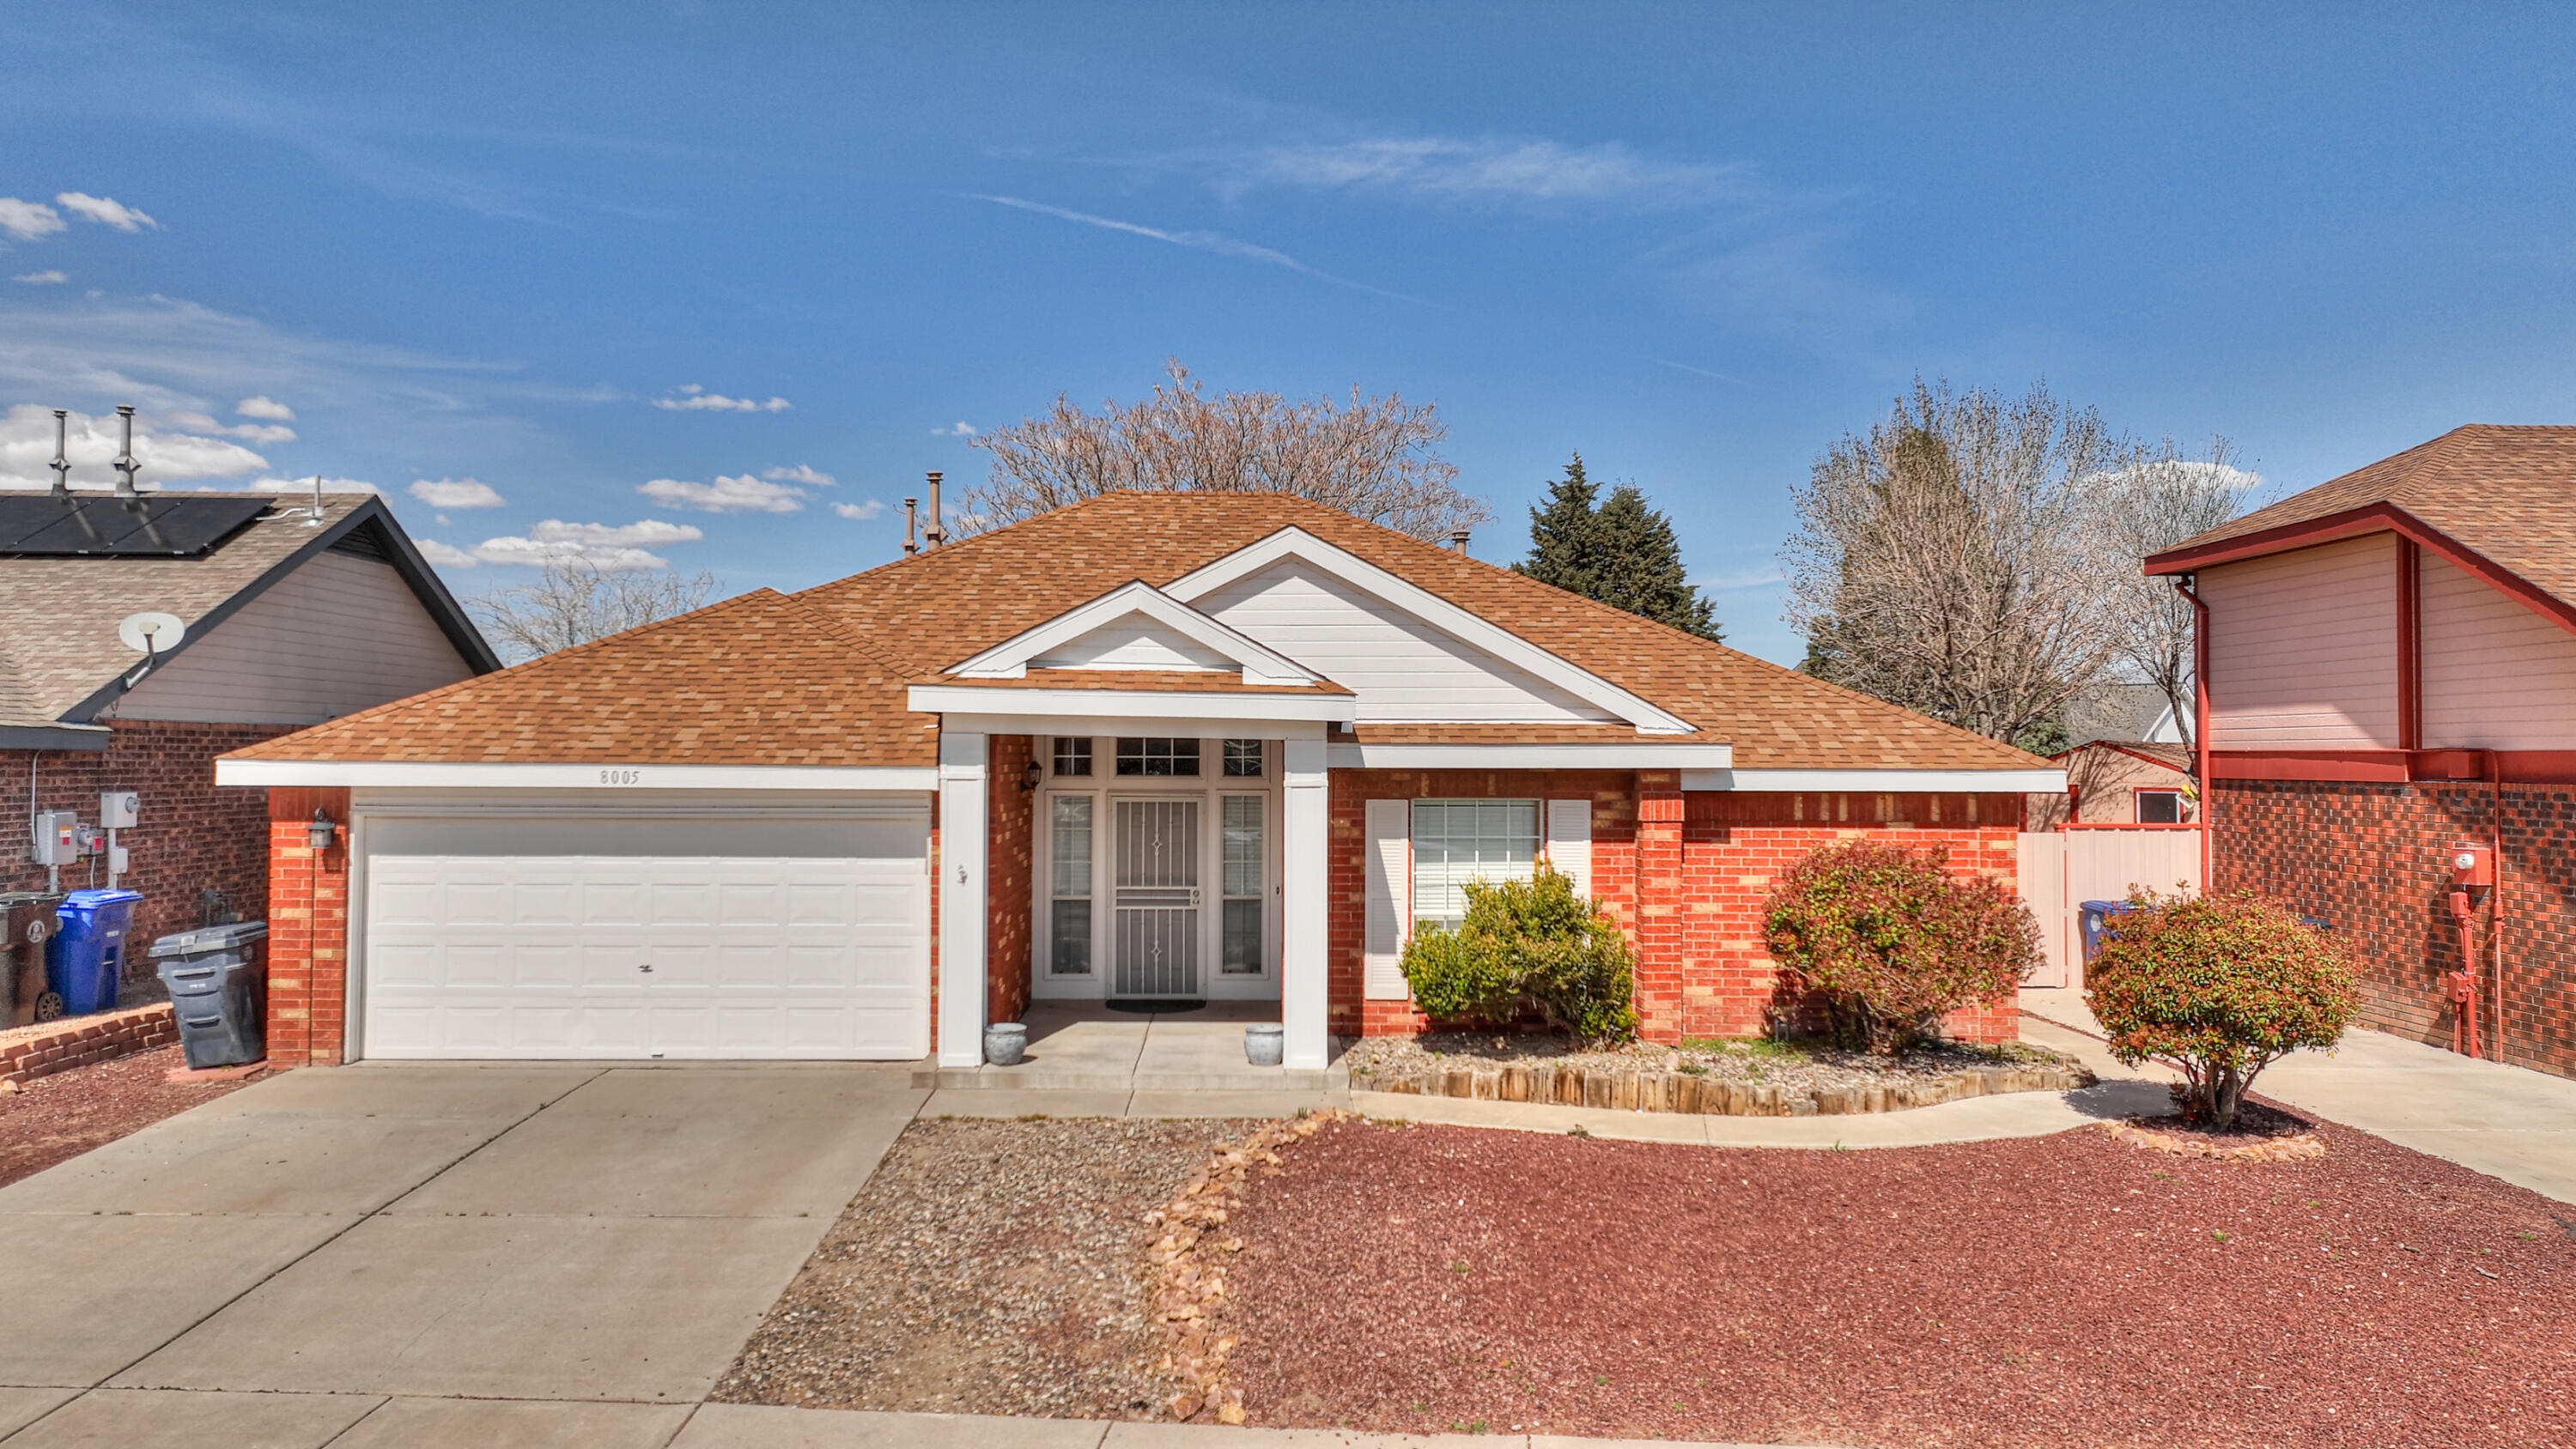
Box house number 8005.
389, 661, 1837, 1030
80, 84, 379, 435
598, 769, 642, 785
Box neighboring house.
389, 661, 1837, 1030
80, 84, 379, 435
217, 493, 2063, 1070
2147, 425, 2576, 1080
2060, 682, 2185, 749
2026, 741, 2196, 830
1, 491, 499, 996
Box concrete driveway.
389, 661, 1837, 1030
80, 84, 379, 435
0, 1061, 926, 1447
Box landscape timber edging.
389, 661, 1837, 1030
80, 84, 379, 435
0, 1003, 179, 1086
1356, 1059, 2096, 1117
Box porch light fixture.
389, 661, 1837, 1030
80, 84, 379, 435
307, 809, 338, 851
1022, 759, 1044, 794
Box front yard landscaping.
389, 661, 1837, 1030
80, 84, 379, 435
0, 1044, 263, 1189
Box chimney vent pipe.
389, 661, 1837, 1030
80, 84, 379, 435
48, 409, 70, 499
1448, 529, 1470, 553
112, 405, 139, 497
925, 471, 945, 548
902, 498, 919, 556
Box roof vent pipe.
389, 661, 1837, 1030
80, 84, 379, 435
902, 497, 919, 556
48, 409, 70, 499
924, 471, 944, 549
112, 405, 140, 497
1448, 529, 1470, 553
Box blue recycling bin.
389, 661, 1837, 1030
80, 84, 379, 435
46, 888, 143, 1017
2077, 899, 2135, 966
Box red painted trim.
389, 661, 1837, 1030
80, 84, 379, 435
2211, 748, 2576, 785
2396, 537, 2421, 751
2146, 503, 2576, 642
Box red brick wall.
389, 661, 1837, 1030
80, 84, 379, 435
1327, 771, 2025, 1046
0, 1002, 179, 1083
261, 786, 350, 1067
2215, 778, 2576, 1079
986, 735, 1035, 1025
3, 721, 288, 991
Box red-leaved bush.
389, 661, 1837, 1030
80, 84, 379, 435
2085, 889, 2358, 1130
1763, 840, 2039, 1052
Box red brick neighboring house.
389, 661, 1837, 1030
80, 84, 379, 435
2, 491, 497, 1015
219, 494, 2062, 1069
2147, 425, 2576, 1080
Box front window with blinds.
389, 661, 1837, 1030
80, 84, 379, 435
1048, 796, 1093, 974
1410, 799, 1539, 929
1221, 795, 1265, 973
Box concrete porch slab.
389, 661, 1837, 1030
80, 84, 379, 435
115, 1215, 825, 1402
916, 1002, 1338, 1091
919, 1088, 1136, 1118
0, 1213, 354, 1389
328, 1396, 695, 1448
0, 1113, 511, 1216
0, 1389, 382, 1448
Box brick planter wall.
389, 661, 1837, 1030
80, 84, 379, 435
1327, 769, 2026, 1046
0, 1003, 179, 1084
2215, 778, 2576, 1079
1, 720, 288, 990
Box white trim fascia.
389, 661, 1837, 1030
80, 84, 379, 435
909, 684, 1350, 724
1327, 743, 1735, 769
1681, 767, 2068, 792
935, 713, 1330, 740
1163, 528, 1697, 735
946, 579, 1321, 687
216, 760, 939, 791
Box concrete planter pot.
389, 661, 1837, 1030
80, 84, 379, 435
983, 1022, 1029, 1067
1244, 1023, 1285, 1067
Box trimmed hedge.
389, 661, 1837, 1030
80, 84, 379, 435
1400, 863, 1637, 1042
1764, 839, 2038, 1053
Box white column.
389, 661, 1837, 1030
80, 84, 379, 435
1279, 736, 1330, 1070
937, 731, 989, 1067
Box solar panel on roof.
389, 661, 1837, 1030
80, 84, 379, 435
0, 495, 273, 557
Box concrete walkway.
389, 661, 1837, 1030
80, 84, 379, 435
2020, 986, 2576, 1203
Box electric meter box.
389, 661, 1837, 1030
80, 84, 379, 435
31, 811, 80, 866
100, 792, 140, 829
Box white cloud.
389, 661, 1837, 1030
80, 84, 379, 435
1240, 137, 1765, 210
54, 192, 159, 232
930, 421, 976, 437
762, 463, 835, 487
416, 539, 479, 568
532, 518, 703, 548
976, 194, 1346, 281
652, 385, 790, 413
249, 475, 383, 495
234, 395, 294, 421
13, 270, 68, 286
460, 518, 702, 572
167, 409, 295, 445
0, 403, 270, 489
0, 199, 64, 242
832, 500, 885, 520
638, 472, 807, 513
408, 476, 505, 508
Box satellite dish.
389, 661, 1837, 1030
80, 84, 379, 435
118, 611, 185, 656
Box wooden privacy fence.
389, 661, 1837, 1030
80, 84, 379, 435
2017, 824, 2203, 989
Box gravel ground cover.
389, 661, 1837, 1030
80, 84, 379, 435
1220, 1110, 2576, 1448
716, 1116, 1257, 1420
0, 1045, 260, 1188
1340, 1030, 2074, 1100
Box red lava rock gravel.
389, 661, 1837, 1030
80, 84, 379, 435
1220, 1111, 2576, 1448
0, 1045, 262, 1189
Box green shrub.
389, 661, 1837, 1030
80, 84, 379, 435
1763, 839, 2038, 1053
1399, 863, 1637, 1041
2086, 890, 2358, 1130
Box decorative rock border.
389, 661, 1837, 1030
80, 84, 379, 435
2102, 1118, 2328, 1162
1357, 1058, 2094, 1117
0, 1003, 179, 1088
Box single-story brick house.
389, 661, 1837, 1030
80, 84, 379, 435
2028, 740, 2196, 830
218, 493, 2062, 1070
2, 489, 495, 1013
2147, 424, 2576, 1080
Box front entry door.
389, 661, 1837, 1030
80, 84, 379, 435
1112, 798, 1201, 997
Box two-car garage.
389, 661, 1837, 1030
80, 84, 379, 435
350, 796, 932, 1061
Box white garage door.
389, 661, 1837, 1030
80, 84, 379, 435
359, 809, 929, 1060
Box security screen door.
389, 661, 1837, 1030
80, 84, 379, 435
1112, 798, 1201, 997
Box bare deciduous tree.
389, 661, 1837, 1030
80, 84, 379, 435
2089, 440, 2263, 753
1787, 379, 2129, 750
960, 360, 1489, 540
470, 560, 718, 664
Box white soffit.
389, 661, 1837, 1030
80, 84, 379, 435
1680, 767, 2069, 793
945, 579, 1321, 687
1163, 528, 1696, 734
214, 760, 939, 791
1327, 743, 1733, 769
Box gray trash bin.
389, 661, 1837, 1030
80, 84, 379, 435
149, 921, 269, 1069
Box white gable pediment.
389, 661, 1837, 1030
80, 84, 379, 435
948, 580, 1321, 686
1165, 529, 1694, 733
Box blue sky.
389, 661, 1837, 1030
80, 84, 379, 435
5, 2, 2572, 664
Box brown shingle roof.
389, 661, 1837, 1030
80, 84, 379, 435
229, 589, 933, 766
2150, 425, 2576, 609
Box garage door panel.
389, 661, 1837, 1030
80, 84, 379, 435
362, 808, 928, 1060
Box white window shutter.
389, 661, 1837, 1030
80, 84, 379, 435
1364, 799, 1412, 1001
1546, 798, 1593, 900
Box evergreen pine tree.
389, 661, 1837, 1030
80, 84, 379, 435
1515, 454, 1722, 641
